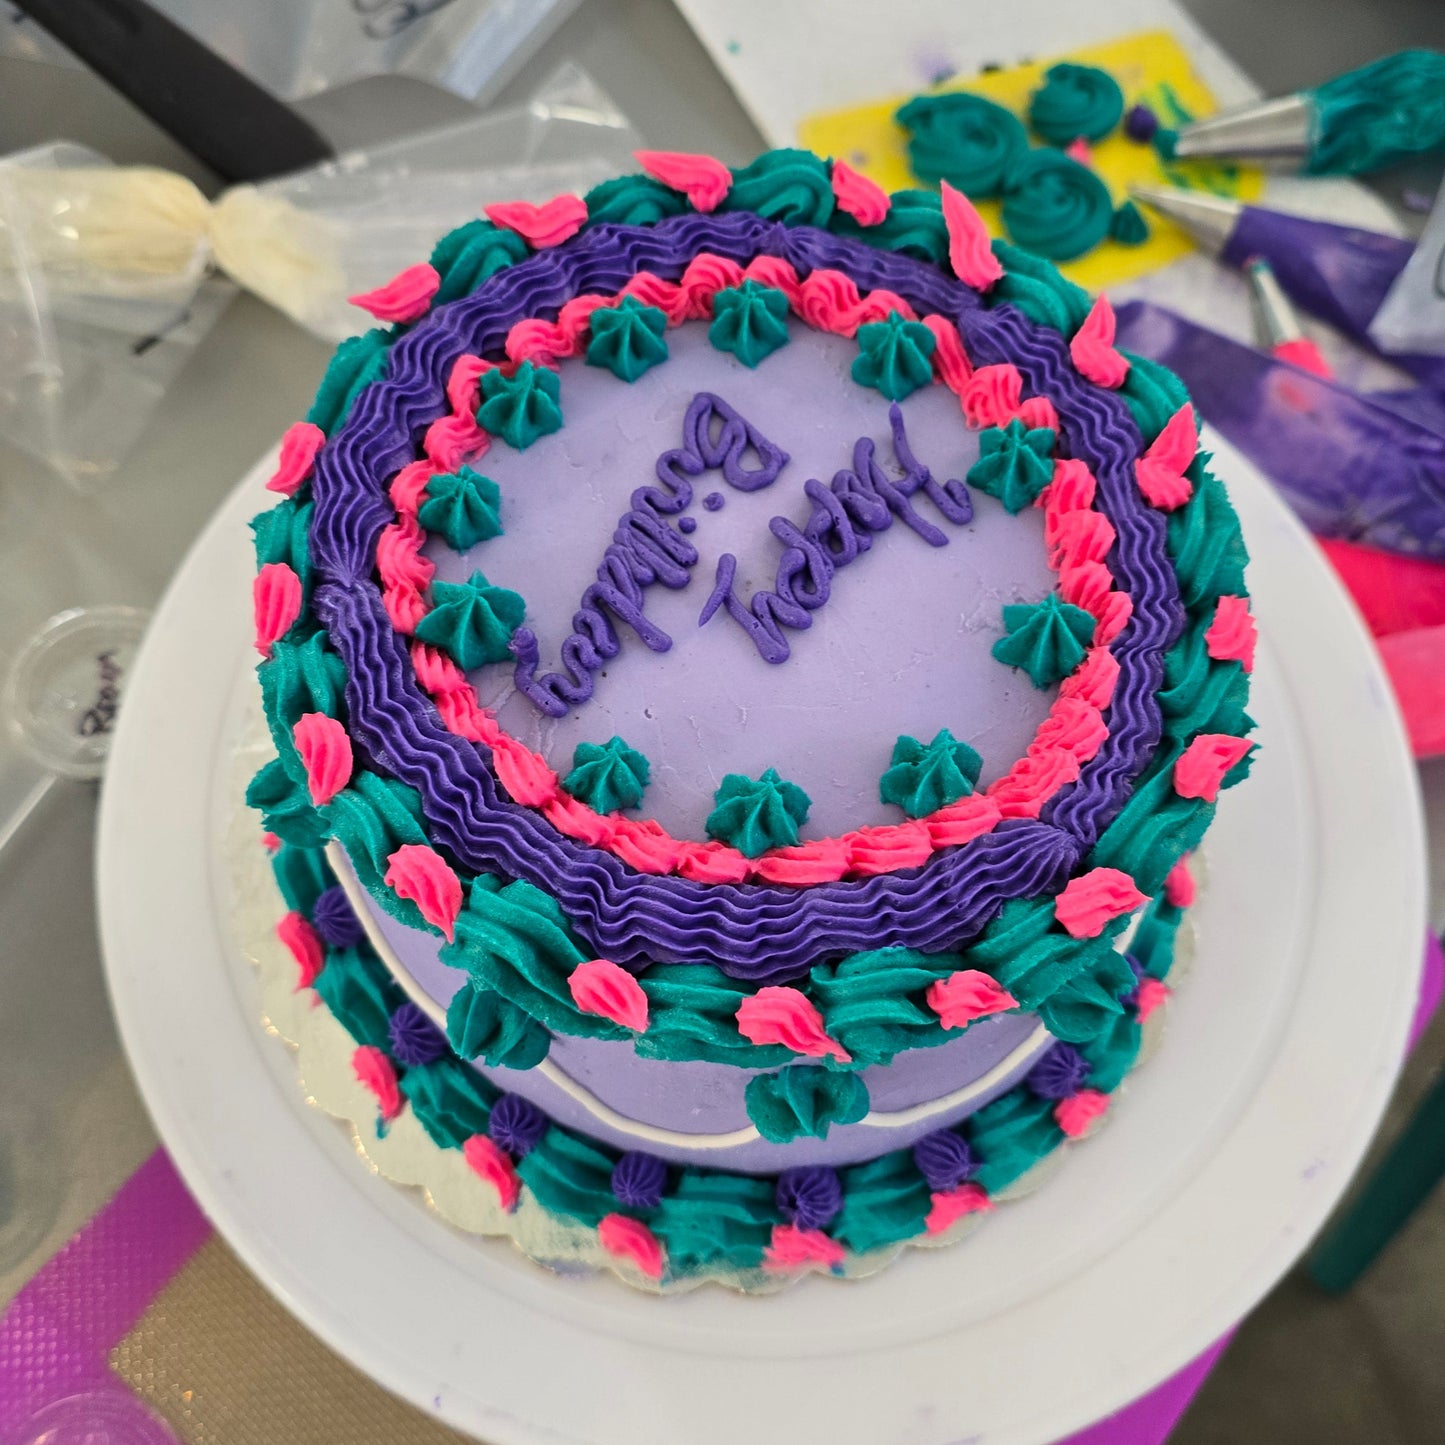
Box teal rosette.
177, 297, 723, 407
987, 239, 1093, 333
584, 173, 690, 226
850, 312, 937, 401
879, 729, 982, 817
418, 467, 503, 551
709, 281, 790, 368
744, 1066, 870, 1143
445, 982, 551, 1070
704, 768, 812, 856
412, 571, 525, 670
586, 295, 670, 382
721, 149, 834, 226
476, 361, 563, 450
562, 736, 652, 813
428, 219, 528, 305
999, 150, 1114, 261
1027, 62, 1125, 145
895, 91, 1030, 198
991, 593, 1096, 688
967, 419, 1057, 513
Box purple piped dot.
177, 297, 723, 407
1026, 1042, 1092, 1100
488, 1092, 548, 1157
1124, 103, 1159, 143
387, 1002, 447, 1067
678, 515, 698, 534
912, 1129, 976, 1191
775, 1165, 842, 1230
611, 1150, 668, 1210
703, 491, 725, 511
311, 885, 363, 948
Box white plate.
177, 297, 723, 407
97, 431, 1425, 1445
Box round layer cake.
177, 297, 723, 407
248, 148, 1256, 1289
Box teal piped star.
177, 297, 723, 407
563, 736, 652, 814
413, 570, 526, 670
991, 592, 1096, 688
709, 280, 790, 368
704, 767, 811, 857
967, 419, 1057, 514
476, 361, 562, 450
850, 311, 937, 401
585, 295, 670, 381
418, 466, 503, 551
879, 728, 983, 818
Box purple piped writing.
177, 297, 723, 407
698, 403, 972, 663
509, 392, 787, 717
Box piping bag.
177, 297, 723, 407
1169, 49, 1445, 176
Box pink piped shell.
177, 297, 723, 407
1030, 695, 1109, 762
1205, 594, 1257, 673
673, 840, 752, 885
636, 149, 732, 212
679, 252, 746, 317
424, 413, 490, 472
1135, 404, 1197, 510
1056, 1088, 1109, 1138
940, 181, 1003, 290
831, 158, 890, 226
1174, 733, 1253, 803
1039, 457, 1097, 512
1092, 591, 1134, 647
960, 363, 1023, 428
376, 516, 434, 592
1059, 645, 1120, 708
926, 794, 1002, 848
598, 1212, 665, 1280
569, 958, 649, 1032
989, 747, 1082, 819
463, 1134, 521, 1211
926, 970, 1018, 1029
349, 262, 440, 323
1164, 856, 1195, 908
742, 254, 803, 307
485, 194, 587, 248
389, 459, 435, 518
763, 1223, 846, 1273
352, 1045, 402, 1121
384, 843, 463, 940
410, 640, 468, 696
925, 1183, 992, 1234
276, 911, 325, 988
1046, 509, 1116, 571
1069, 294, 1129, 389
1018, 395, 1059, 431
735, 986, 851, 1062
292, 712, 353, 807
253, 562, 302, 656
1054, 866, 1147, 938
920, 313, 974, 394
267, 421, 325, 496
1136, 977, 1171, 1022
489, 736, 559, 808
445, 353, 492, 416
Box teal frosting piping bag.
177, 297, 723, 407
1170, 49, 1445, 175
1130, 184, 1445, 391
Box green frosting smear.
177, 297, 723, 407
879, 728, 982, 818
412, 570, 525, 670
428, 218, 528, 306
1167, 464, 1249, 609
708, 280, 790, 368
987, 239, 1093, 333
967, 418, 1057, 513
811, 950, 962, 1068
1109, 199, 1150, 246
1159, 613, 1250, 742
307, 328, 390, 436
1037, 947, 1135, 1044
1309, 49, 1445, 177
967, 1090, 1062, 1194
476, 361, 562, 450
722, 149, 834, 227
1132, 896, 1186, 981
445, 982, 551, 1070
635, 965, 792, 1069
1117, 350, 1191, 443
831, 188, 948, 265
1085, 1009, 1143, 1094
991, 593, 1095, 687
895, 91, 1030, 198
1000, 150, 1114, 261
272, 841, 332, 917
835, 1152, 931, 1255
585, 295, 669, 382
1088, 748, 1213, 897
744, 1066, 870, 1143
704, 767, 811, 857
246, 758, 325, 848
314, 945, 403, 1051
251, 498, 313, 593
518, 1127, 618, 1227
1027, 62, 1124, 145
652, 1174, 774, 1273
258, 630, 348, 790
400, 1057, 494, 1150
418, 466, 503, 551
562, 735, 652, 813
326, 772, 430, 929
850, 311, 937, 400
584, 173, 690, 227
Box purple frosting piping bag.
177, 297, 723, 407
1130, 185, 1445, 392
1113, 298, 1445, 559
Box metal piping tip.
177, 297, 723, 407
1128, 184, 1243, 254
1171, 94, 1313, 162
1244, 256, 1302, 346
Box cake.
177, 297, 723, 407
246, 148, 1256, 1289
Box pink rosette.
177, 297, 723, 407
831, 158, 890, 226
735, 986, 851, 1063
488, 736, 559, 808
1017, 395, 1059, 431
352, 1045, 402, 1121
292, 712, 353, 807
558, 293, 611, 343
1069, 294, 1130, 389
960, 363, 1023, 428
1204, 594, 1257, 673
678, 252, 745, 318
1029, 695, 1109, 762
276, 910, 325, 988
635, 149, 732, 212
570, 958, 649, 1032
1046, 509, 1116, 571
1174, 733, 1253, 803
506, 317, 573, 367
349, 262, 440, 323
763, 1223, 846, 1273
1058, 645, 1120, 708
1038, 457, 1097, 512
1136, 977, 1171, 1022
1054, 866, 1147, 938
381, 582, 427, 635
424, 413, 490, 472
1092, 591, 1133, 647
742, 254, 803, 307
853, 288, 917, 325
1058, 559, 1113, 613
921, 313, 974, 394
608, 817, 684, 876
376, 516, 433, 592
1055, 1088, 1109, 1138
598, 1212, 665, 1280
253, 562, 302, 656
445, 353, 493, 416
672, 840, 752, 885
383, 843, 463, 941
1135, 404, 1197, 511
988, 747, 1082, 819
925, 1183, 992, 1234
751, 836, 852, 887
266, 421, 325, 496
925, 794, 1002, 848
940, 181, 1003, 290
926, 970, 1018, 1029
1163, 856, 1195, 907
843, 822, 933, 876
463, 1134, 521, 1211
389, 459, 435, 518
798, 268, 866, 336
619, 271, 691, 325
484, 195, 587, 248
